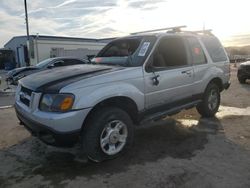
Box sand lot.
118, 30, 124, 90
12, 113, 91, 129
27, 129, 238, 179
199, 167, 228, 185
0, 65, 250, 188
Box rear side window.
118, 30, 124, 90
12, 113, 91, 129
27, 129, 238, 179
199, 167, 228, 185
201, 36, 227, 62
187, 37, 206, 65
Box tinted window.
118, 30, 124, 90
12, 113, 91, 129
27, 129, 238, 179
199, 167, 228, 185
187, 37, 206, 65
53, 60, 64, 67
36, 58, 52, 68
153, 37, 187, 68
201, 36, 227, 62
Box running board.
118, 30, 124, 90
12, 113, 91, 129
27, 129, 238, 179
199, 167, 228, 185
139, 100, 201, 125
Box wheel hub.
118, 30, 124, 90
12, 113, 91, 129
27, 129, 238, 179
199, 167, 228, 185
100, 120, 128, 155
208, 89, 219, 110
109, 131, 120, 144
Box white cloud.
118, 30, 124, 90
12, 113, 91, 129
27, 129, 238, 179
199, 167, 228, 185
52, 0, 77, 8
0, 10, 25, 46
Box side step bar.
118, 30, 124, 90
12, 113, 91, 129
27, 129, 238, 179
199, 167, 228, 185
139, 100, 201, 125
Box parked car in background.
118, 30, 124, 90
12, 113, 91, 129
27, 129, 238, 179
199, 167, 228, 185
237, 61, 250, 84
6, 57, 88, 85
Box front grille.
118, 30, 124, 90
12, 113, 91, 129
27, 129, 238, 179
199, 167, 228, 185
19, 86, 33, 107
20, 97, 30, 106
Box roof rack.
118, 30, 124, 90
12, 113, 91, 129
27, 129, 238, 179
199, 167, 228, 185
130, 25, 187, 35
184, 29, 213, 35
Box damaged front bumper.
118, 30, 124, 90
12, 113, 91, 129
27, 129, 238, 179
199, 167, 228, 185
14, 102, 90, 147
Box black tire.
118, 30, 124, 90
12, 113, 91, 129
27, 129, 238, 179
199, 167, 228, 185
238, 77, 246, 84
82, 107, 134, 162
196, 83, 220, 117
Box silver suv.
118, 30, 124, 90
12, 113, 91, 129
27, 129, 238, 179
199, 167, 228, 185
15, 26, 230, 162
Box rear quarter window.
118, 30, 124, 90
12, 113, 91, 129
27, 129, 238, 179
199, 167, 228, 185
187, 37, 207, 65
201, 36, 227, 62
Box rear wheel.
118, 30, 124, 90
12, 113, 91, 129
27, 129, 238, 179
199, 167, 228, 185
82, 107, 134, 162
196, 83, 220, 117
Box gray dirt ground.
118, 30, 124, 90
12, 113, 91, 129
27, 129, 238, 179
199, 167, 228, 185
0, 64, 250, 188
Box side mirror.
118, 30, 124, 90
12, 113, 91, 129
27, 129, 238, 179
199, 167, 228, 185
48, 61, 63, 68
47, 64, 54, 69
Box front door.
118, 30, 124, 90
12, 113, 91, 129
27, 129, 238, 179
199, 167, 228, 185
144, 36, 194, 109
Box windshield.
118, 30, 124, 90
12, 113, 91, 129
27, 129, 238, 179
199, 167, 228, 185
93, 36, 156, 67
98, 39, 141, 57
35, 58, 52, 68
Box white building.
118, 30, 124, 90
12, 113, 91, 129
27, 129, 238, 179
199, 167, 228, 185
4, 35, 113, 67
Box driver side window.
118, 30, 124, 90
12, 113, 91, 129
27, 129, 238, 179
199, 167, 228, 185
152, 37, 188, 68
53, 61, 64, 67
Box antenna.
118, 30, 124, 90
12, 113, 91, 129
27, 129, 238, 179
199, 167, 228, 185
130, 25, 187, 35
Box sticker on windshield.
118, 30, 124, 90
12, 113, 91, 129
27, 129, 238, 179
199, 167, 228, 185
138, 42, 150, 56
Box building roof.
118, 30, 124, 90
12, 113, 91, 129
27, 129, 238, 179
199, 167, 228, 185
0, 48, 12, 51
4, 35, 116, 47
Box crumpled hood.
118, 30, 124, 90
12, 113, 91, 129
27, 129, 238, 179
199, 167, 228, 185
19, 64, 122, 92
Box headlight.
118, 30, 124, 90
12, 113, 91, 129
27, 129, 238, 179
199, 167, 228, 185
40, 93, 75, 112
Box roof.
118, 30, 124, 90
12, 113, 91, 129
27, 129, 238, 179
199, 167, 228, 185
113, 31, 214, 42
4, 35, 116, 47
130, 31, 213, 38
130, 26, 213, 38
0, 48, 12, 51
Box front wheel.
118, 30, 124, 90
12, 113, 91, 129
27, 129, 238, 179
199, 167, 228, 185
196, 83, 220, 117
82, 107, 134, 162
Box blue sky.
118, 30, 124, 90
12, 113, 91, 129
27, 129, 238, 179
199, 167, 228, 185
1, 0, 250, 47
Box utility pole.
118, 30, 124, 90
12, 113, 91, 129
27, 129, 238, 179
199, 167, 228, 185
203, 21, 206, 31
24, 0, 30, 66
35, 33, 39, 64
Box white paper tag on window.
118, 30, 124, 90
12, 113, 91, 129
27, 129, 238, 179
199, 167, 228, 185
138, 42, 150, 56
